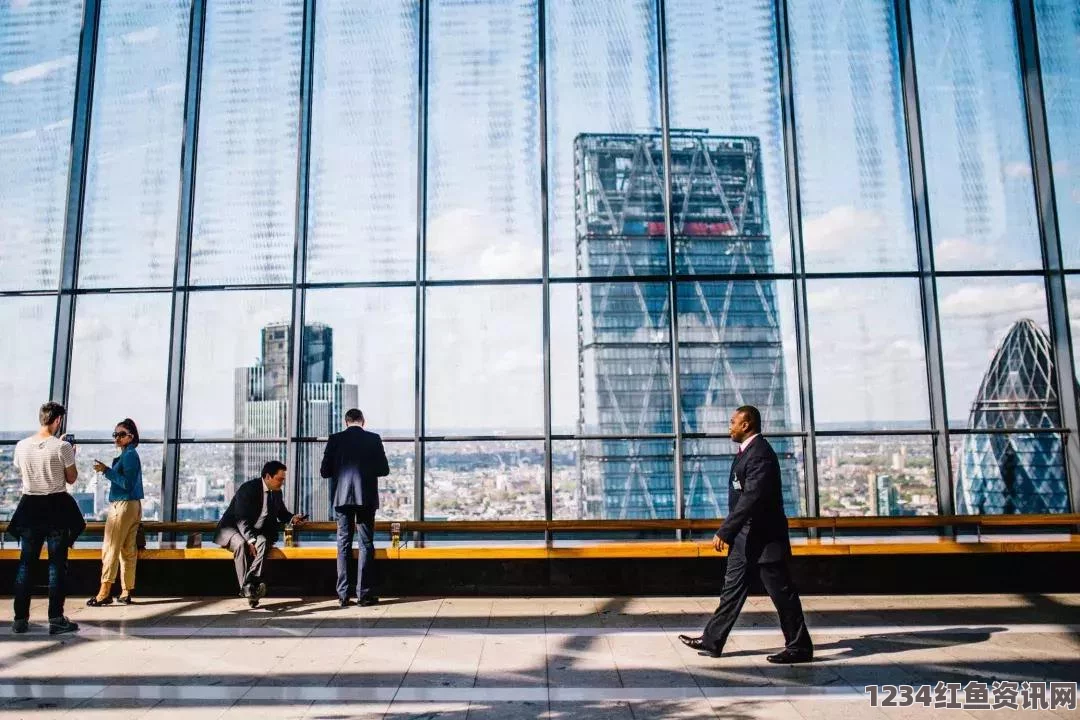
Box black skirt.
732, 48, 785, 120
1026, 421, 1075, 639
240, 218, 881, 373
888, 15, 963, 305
6, 492, 86, 547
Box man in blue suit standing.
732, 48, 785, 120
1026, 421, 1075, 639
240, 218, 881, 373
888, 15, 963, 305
320, 408, 390, 607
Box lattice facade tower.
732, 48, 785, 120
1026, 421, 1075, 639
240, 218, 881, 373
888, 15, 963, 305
574, 132, 801, 520
957, 319, 1071, 514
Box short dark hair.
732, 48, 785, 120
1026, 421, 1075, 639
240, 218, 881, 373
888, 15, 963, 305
344, 408, 364, 424
261, 460, 287, 479
39, 402, 66, 427
735, 405, 762, 433
117, 418, 139, 446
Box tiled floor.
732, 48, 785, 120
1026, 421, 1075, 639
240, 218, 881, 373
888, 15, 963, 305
0, 594, 1077, 718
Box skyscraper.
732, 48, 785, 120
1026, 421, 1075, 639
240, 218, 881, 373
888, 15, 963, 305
957, 319, 1070, 514
574, 132, 800, 520
234, 322, 357, 516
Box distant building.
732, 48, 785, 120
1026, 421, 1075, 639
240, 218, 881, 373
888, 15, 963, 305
234, 323, 357, 520
956, 319, 1070, 514
573, 132, 800, 519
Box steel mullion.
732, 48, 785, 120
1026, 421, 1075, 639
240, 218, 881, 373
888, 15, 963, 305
413, 0, 430, 523
538, 0, 554, 532
1013, 0, 1080, 515
894, 0, 953, 517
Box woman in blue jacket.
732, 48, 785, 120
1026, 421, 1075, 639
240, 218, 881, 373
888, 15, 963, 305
87, 418, 144, 606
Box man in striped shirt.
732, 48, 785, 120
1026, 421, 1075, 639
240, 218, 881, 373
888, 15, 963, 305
9, 402, 80, 635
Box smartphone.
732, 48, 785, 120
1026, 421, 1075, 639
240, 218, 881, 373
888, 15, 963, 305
61, 433, 75, 444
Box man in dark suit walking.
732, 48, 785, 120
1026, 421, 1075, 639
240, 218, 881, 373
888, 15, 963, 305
320, 409, 390, 607
215, 461, 306, 608
679, 405, 813, 663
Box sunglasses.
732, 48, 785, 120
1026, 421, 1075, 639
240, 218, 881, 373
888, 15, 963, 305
112, 431, 131, 439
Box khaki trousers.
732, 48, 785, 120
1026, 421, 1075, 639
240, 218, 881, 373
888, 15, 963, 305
101, 500, 141, 592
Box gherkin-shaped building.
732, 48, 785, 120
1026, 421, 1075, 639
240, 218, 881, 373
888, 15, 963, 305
957, 319, 1070, 514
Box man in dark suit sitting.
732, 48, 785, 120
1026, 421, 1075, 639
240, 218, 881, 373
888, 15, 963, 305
320, 408, 390, 607
215, 460, 306, 608
679, 405, 813, 663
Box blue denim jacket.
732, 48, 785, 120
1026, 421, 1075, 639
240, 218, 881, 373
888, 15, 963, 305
104, 445, 144, 502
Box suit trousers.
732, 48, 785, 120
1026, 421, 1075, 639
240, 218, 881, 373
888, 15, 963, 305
701, 547, 812, 654
335, 506, 376, 600
100, 500, 141, 591
223, 532, 269, 591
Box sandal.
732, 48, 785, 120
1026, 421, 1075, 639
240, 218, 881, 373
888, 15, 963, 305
86, 596, 113, 607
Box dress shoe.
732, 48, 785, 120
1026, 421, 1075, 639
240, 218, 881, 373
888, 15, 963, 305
117, 595, 133, 605
357, 595, 379, 607
338, 598, 351, 608
678, 634, 721, 658
766, 648, 813, 664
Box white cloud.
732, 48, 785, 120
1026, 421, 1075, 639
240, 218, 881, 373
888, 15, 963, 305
427, 207, 540, 278
806, 286, 846, 312
2, 55, 75, 85
939, 282, 1045, 318
935, 236, 984, 265
801, 206, 886, 254
1005, 162, 1033, 180
122, 26, 161, 45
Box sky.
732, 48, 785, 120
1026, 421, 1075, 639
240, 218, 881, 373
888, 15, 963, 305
2, 0, 1079, 437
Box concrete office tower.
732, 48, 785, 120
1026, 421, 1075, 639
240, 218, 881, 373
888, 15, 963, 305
234, 323, 357, 518
574, 132, 800, 519
957, 319, 1071, 514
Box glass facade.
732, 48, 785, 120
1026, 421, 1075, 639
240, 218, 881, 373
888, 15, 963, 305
1, 0, 1078, 523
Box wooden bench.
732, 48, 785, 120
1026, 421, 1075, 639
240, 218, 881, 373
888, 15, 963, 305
2, 515, 1078, 560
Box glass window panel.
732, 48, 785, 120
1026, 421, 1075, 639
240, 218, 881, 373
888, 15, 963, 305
911, 0, 1041, 271
425, 0, 541, 280
176, 441, 285, 520
807, 279, 930, 429
0, 296, 55, 520
684, 436, 805, 519
1035, 0, 1080, 268
1068, 276, 1080, 381
78, 0, 190, 288
306, 0, 418, 282
666, 0, 791, 274
0, 1, 83, 290
425, 285, 542, 435
553, 439, 675, 520
546, 0, 662, 278
181, 290, 293, 438
551, 282, 673, 436
302, 288, 415, 437
817, 435, 936, 516
951, 432, 1069, 514
678, 280, 800, 434
937, 277, 1056, 430
297, 440, 413, 522
73, 443, 163, 521
787, 0, 917, 272
189, 0, 303, 285
67, 293, 171, 439
424, 440, 543, 520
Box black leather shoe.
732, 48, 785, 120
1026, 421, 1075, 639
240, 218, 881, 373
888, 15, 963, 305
678, 634, 721, 658
338, 598, 351, 608
766, 648, 813, 664
357, 595, 379, 607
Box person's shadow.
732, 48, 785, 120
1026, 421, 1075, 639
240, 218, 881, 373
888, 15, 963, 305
717, 627, 1005, 662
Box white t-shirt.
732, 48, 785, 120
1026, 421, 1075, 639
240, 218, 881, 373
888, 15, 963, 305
13, 435, 75, 495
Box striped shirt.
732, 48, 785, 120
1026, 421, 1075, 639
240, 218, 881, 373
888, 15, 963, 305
13, 435, 75, 495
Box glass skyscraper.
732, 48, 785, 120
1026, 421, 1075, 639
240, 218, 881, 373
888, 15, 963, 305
957, 320, 1070, 514
574, 132, 800, 519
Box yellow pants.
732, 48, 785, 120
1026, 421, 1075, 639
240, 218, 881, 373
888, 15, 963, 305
101, 500, 141, 592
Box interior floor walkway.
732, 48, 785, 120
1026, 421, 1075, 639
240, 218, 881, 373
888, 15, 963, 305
0, 593, 1077, 719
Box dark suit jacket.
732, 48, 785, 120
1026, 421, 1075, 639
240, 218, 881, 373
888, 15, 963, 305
214, 478, 294, 546
715, 436, 791, 564
319, 426, 390, 511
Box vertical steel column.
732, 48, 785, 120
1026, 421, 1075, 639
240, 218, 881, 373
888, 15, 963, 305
50, 0, 101, 407
162, 0, 207, 522
413, 0, 430, 522
287, 0, 318, 513
538, 0, 554, 538
774, 0, 819, 520
894, 0, 953, 517
1013, 0, 1080, 515
654, 0, 684, 530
